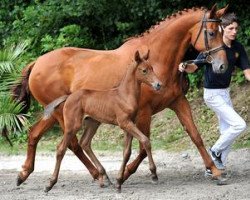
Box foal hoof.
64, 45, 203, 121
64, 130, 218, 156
16, 175, 24, 186
114, 184, 122, 193
44, 185, 52, 193
150, 174, 158, 184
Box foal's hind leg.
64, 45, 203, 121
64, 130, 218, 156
79, 117, 112, 187
116, 132, 133, 192
68, 136, 99, 180
17, 117, 56, 186
45, 113, 100, 192
45, 131, 74, 192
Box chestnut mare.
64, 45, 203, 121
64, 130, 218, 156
43, 50, 162, 192
15, 5, 228, 187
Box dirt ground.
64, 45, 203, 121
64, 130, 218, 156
0, 148, 250, 200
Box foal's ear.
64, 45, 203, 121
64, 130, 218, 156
216, 5, 229, 18
138, 45, 150, 60
134, 50, 142, 63
143, 49, 150, 60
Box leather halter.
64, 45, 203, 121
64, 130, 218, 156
192, 11, 224, 64
180, 11, 225, 93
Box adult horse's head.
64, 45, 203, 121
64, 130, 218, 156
190, 4, 228, 73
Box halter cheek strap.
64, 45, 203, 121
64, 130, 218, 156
189, 11, 224, 65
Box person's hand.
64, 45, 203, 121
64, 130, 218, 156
178, 62, 187, 72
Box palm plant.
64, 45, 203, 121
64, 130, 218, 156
0, 41, 30, 145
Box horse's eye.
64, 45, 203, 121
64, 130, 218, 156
142, 69, 148, 74
208, 31, 215, 37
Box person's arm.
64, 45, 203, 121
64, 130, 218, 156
178, 63, 198, 73
243, 68, 250, 81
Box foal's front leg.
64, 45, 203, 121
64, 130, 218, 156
122, 107, 152, 183
119, 120, 158, 186
116, 131, 133, 192
80, 117, 112, 187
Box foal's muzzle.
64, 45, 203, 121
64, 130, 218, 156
152, 82, 162, 91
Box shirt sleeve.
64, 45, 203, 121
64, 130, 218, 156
236, 43, 250, 70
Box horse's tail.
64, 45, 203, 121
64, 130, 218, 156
2, 61, 35, 146
43, 95, 69, 120
11, 61, 36, 113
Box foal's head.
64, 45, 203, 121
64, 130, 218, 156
134, 50, 162, 91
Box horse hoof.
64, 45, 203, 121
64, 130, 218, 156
16, 175, 24, 186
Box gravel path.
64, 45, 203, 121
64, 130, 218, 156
0, 149, 249, 200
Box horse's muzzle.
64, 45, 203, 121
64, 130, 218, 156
219, 64, 227, 73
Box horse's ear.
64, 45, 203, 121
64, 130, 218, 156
216, 5, 229, 18
209, 3, 217, 19
134, 50, 141, 63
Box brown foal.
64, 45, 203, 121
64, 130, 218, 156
43, 50, 162, 192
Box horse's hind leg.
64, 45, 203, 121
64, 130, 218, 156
17, 117, 56, 186
116, 132, 133, 192
79, 117, 112, 187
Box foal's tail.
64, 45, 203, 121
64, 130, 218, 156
43, 95, 69, 120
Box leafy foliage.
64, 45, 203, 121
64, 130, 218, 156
1, 1, 248, 85
0, 41, 30, 136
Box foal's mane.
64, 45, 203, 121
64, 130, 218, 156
125, 7, 207, 41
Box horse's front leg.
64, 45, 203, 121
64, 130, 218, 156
116, 131, 133, 192
79, 117, 112, 187
170, 95, 222, 178
122, 106, 153, 183
17, 117, 57, 186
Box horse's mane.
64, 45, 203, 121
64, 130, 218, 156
125, 7, 207, 42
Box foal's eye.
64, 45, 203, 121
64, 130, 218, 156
142, 69, 148, 74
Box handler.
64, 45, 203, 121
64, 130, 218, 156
179, 13, 250, 175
